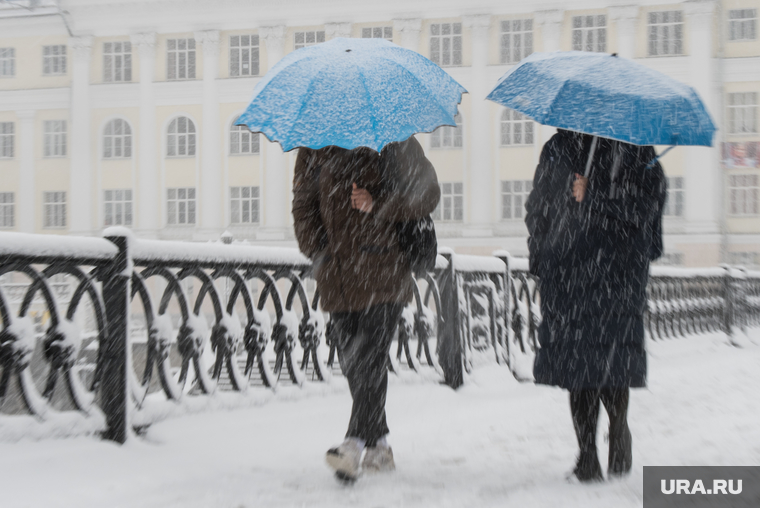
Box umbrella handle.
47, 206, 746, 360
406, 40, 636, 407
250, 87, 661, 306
583, 136, 598, 178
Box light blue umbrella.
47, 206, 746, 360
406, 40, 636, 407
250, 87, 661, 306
486, 51, 716, 167
236, 37, 467, 152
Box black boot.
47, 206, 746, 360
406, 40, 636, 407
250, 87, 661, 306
569, 390, 604, 483
601, 388, 632, 477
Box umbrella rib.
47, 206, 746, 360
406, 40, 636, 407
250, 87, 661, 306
285, 60, 332, 151
355, 66, 380, 150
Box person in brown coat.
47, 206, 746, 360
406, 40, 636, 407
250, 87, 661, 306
292, 136, 439, 482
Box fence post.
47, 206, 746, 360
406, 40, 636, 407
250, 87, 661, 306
101, 231, 132, 443
437, 250, 463, 389
721, 265, 734, 341
495, 252, 510, 367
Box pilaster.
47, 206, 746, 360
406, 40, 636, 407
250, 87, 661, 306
68, 35, 93, 235
16, 110, 35, 233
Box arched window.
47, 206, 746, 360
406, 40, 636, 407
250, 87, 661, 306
431, 114, 463, 149
103, 119, 132, 159
501, 108, 533, 146
167, 116, 196, 157
230, 124, 259, 155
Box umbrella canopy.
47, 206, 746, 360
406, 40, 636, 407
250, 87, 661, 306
236, 37, 467, 152
486, 51, 716, 147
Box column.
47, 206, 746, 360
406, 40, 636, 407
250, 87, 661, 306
392, 18, 422, 52
684, 1, 720, 236
325, 22, 352, 40
17, 110, 35, 233
68, 35, 93, 235
258, 26, 288, 240
609, 6, 639, 59
463, 14, 493, 236
195, 30, 222, 239
535, 10, 564, 146
130, 33, 158, 237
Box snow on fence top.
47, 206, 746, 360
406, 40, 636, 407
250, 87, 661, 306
451, 254, 506, 274
650, 266, 728, 278
130, 238, 311, 269
0, 232, 117, 264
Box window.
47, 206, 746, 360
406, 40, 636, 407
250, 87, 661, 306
729, 252, 758, 266
43, 45, 67, 75
230, 186, 260, 224
104, 189, 133, 226
167, 38, 196, 80
501, 180, 533, 220
0, 192, 13, 228
230, 35, 259, 77
500, 19, 533, 64
43, 191, 66, 228
729, 174, 759, 215
501, 109, 534, 146
0, 122, 13, 158
727, 92, 757, 134
648, 11, 683, 56
103, 41, 132, 82
663, 177, 683, 217
430, 23, 462, 66
433, 182, 463, 222
230, 124, 259, 155
361, 27, 393, 40
167, 188, 196, 225
294, 31, 325, 50
43, 120, 67, 157
572, 15, 607, 53
167, 117, 196, 157
0, 48, 14, 78
431, 114, 463, 149
103, 119, 132, 159
729, 9, 757, 41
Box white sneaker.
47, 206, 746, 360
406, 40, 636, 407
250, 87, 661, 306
362, 441, 395, 473
326, 437, 364, 482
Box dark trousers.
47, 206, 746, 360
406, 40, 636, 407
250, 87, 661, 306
332, 303, 404, 447
570, 388, 632, 472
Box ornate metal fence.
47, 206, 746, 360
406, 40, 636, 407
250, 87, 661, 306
1, 230, 757, 442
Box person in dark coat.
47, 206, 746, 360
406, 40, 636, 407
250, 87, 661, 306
525, 129, 667, 482
292, 135, 440, 481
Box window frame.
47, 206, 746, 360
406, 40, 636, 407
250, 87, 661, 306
294, 31, 325, 50
43, 120, 67, 158
0, 122, 13, 158
727, 92, 758, 135
728, 9, 757, 42
647, 10, 684, 57
0, 192, 14, 229
663, 176, 684, 217
500, 19, 533, 64
166, 116, 196, 158
230, 186, 261, 224
0, 48, 15, 78
166, 187, 197, 225
42, 45, 67, 76
103, 41, 132, 82
103, 189, 133, 227
43, 191, 67, 229
572, 15, 607, 53
429, 22, 462, 67
430, 114, 463, 149
500, 180, 533, 220
729, 173, 759, 216
230, 124, 259, 155
103, 119, 132, 159
361, 26, 393, 41
166, 38, 196, 80
229, 34, 260, 77
432, 182, 464, 222
500, 109, 534, 146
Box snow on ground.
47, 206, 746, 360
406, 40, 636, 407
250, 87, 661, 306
1, 331, 759, 508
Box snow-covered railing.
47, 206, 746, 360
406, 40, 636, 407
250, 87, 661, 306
2, 229, 756, 442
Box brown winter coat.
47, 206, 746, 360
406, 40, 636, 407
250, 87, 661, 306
292, 136, 440, 312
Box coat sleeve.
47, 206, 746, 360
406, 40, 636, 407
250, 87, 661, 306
525, 143, 553, 277
372, 136, 441, 222
648, 160, 668, 261
292, 148, 328, 259
583, 148, 665, 230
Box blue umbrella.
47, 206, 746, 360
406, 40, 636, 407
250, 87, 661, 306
486, 51, 716, 151
236, 37, 467, 152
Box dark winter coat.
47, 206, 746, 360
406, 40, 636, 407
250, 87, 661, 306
525, 130, 667, 390
292, 136, 440, 312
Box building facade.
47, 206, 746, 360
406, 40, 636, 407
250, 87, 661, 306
0, 0, 758, 266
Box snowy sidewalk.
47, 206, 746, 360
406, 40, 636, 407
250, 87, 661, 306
1, 332, 759, 508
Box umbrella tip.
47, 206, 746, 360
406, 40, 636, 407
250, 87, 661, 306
611, 53, 618, 57
345, 49, 352, 53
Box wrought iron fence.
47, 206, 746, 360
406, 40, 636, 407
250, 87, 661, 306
1, 230, 757, 442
